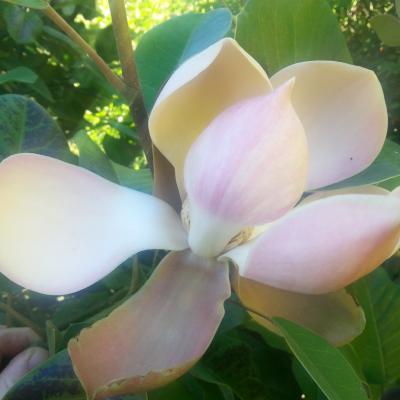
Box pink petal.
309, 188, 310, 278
149, 38, 272, 196
185, 80, 308, 258
225, 194, 400, 294
235, 276, 365, 346
68, 250, 230, 399
0, 154, 187, 295
271, 61, 388, 190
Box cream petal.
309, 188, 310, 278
0, 154, 187, 295
300, 185, 389, 206
185, 81, 308, 258
235, 276, 365, 346
68, 250, 230, 399
225, 194, 400, 294
149, 38, 272, 195
271, 61, 388, 190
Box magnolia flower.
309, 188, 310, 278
0, 38, 399, 399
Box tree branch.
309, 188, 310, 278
108, 0, 139, 95
41, 5, 129, 97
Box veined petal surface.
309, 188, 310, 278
271, 61, 388, 190
185, 81, 308, 258
235, 276, 365, 346
225, 194, 400, 294
0, 154, 187, 295
149, 38, 272, 195
69, 250, 230, 399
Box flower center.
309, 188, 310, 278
180, 198, 253, 255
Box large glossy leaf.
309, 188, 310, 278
4, 6, 44, 44
0, 67, 38, 85
136, 8, 232, 111
3, 350, 84, 400
320, 140, 400, 191
235, 0, 351, 74
351, 268, 400, 384
273, 318, 368, 400
73, 131, 152, 192
371, 15, 400, 47
0, 95, 72, 161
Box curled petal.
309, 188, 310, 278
0, 154, 187, 295
68, 250, 230, 399
149, 38, 272, 195
185, 80, 308, 258
224, 194, 400, 294
235, 276, 365, 346
271, 61, 388, 190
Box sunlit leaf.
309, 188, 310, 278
371, 15, 400, 47
273, 318, 368, 400
236, 0, 351, 74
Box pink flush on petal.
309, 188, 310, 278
184, 79, 308, 227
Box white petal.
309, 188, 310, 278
0, 154, 187, 295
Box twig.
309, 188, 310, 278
108, 0, 139, 96
0, 302, 44, 338
41, 5, 128, 97
106, 0, 153, 164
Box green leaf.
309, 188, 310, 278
273, 317, 369, 400
180, 8, 233, 62
397, 0, 400, 17
235, 0, 352, 74
320, 140, 400, 191
3, 350, 84, 400
136, 8, 232, 111
73, 131, 118, 183
0, 94, 72, 161
371, 14, 400, 47
4, 0, 48, 9
4, 6, 44, 44
351, 269, 400, 384
73, 131, 153, 192
0, 67, 38, 85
